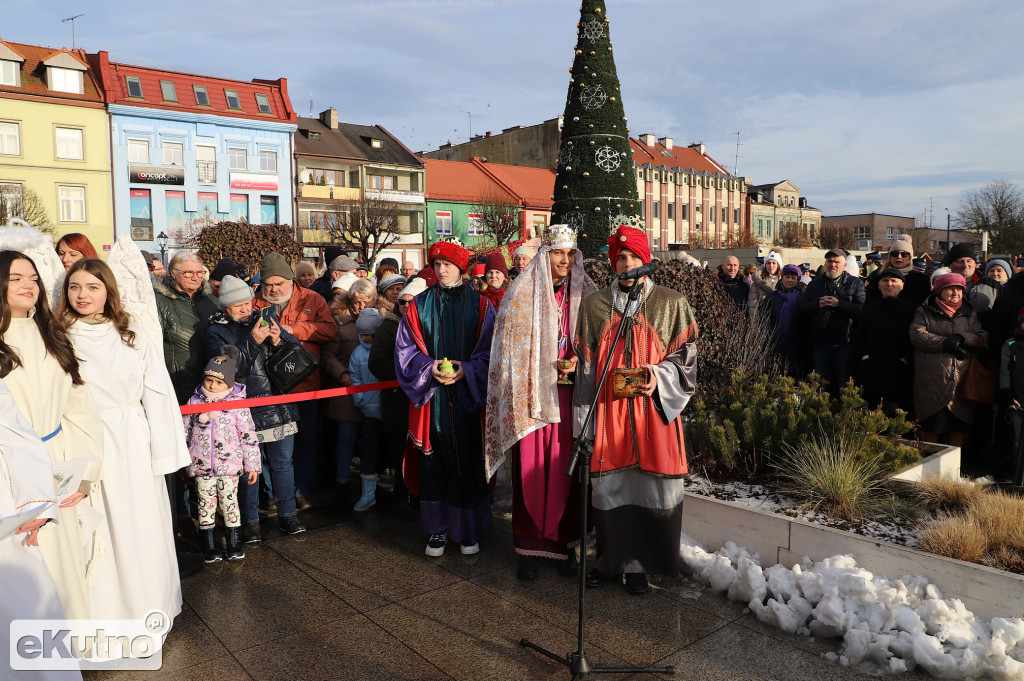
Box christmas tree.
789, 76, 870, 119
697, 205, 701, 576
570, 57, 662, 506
550, 0, 641, 258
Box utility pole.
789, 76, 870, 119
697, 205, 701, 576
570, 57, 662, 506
459, 110, 472, 140
945, 208, 951, 254
62, 14, 85, 49
730, 131, 742, 176
309, 92, 313, 118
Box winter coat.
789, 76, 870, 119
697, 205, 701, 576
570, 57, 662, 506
798, 271, 865, 346
349, 340, 382, 420
254, 283, 336, 393
205, 310, 300, 432
864, 267, 931, 306
989, 271, 1024, 357
909, 296, 988, 423
368, 312, 409, 433
847, 297, 916, 412
183, 383, 262, 477
321, 303, 365, 423
747, 273, 778, 319
154, 275, 220, 404
309, 272, 334, 304
964, 271, 1000, 331
717, 270, 749, 309
758, 285, 804, 373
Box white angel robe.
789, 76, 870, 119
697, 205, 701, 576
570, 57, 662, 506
68, 320, 190, 622
3, 316, 104, 623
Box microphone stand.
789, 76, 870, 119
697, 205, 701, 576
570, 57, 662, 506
520, 275, 675, 679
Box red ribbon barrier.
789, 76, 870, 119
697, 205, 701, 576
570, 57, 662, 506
179, 380, 400, 415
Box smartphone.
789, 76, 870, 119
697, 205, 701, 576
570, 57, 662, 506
259, 307, 274, 327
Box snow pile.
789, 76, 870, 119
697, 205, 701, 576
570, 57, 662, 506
679, 534, 1024, 679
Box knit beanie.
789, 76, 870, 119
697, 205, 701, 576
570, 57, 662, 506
355, 308, 383, 335
765, 251, 783, 267
888, 235, 913, 255
260, 252, 293, 282
485, 252, 508, 277
332, 272, 359, 292
377, 273, 407, 293
209, 258, 237, 282
217, 275, 254, 309
399, 277, 427, 300
781, 264, 801, 277
986, 259, 1011, 278
204, 345, 239, 387
944, 243, 975, 265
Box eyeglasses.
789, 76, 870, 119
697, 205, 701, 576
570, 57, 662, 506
175, 270, 204, 278
890, 251, 911, 258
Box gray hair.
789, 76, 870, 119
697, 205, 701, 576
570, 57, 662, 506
168, 251, 202, 273
347, 278, 377, 301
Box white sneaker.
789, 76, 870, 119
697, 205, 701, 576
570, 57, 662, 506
425, 532, 447, 557
460, 542, 480, 555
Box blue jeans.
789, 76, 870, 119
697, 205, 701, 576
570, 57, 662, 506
813, 344, 850, 395
239, 435, 297, 522
293, 401, 319, 497
335, 421, 360, 483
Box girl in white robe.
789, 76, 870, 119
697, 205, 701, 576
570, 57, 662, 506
59, 258, 190, 623
0, 250, 104, 624
0, 379, 82, 681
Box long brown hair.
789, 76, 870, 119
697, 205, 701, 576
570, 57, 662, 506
0, 251, 84, 384
58, 258, 137, 348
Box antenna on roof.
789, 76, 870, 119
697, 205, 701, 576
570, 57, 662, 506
730, 131, 742, 176
309, 92, 313, 118
62, 14, 85, 50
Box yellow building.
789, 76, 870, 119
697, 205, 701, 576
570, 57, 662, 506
0, 40, 113, 250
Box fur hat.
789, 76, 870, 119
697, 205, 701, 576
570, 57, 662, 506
888, 235, 913, 255
204, 344, 239, 387
378, 257, 399, 270
355, 308, 383, 335
428, 241, 473, 273
260, 252, 294, 282
217, 275, 253, 309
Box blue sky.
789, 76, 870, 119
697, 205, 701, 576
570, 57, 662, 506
8, 0, 1023, 221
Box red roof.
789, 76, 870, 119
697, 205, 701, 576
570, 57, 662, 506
422, 157, 554, 208
0, 40, 103, 104
87, 51, 295, 123
630, 137, 729, 175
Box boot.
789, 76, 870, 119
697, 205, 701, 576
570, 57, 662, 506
225, 526, 245, 561
353, 474, 377, 512
199, 527, 222, 563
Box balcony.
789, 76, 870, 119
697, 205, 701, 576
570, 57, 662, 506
197, 161, 217, 184
297, 185, 360, 201
364, 188, 425, 205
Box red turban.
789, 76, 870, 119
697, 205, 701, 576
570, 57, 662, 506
607, 224, 651, 265
428, 241, 473, 273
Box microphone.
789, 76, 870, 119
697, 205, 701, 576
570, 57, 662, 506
619, 261, 658, 281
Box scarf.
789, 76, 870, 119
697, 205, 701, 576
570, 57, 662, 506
198, 385, 231, 423
936, 297, 962, 318
776, 289, 800, 338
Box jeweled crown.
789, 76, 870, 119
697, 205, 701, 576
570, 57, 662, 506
542, 223, 577, 247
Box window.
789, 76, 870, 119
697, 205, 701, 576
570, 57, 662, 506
309, 211, 342, 231
160, 80, 177, 102
230, 194, 248, 221
757, 218, 764, 238
370, 138, 383, 149
259, 150, 277, 173
224, 89, 241, 110
311, 169, 341, 186
855, 226, 871, 240
652, 201, 660, 219
193, 85, 210, 106
0, 122, 20, 155
435, 210, 452, 236
667, 202, 675, 220
128, 139, 149, 163
58, 185, 86, 222
197, 145, 216, 183
49, 68, 83, 94
259, 196, 277, 224
766, 219, 773, 238
163, 141, 183, 165
367, 174, 395, 190
886, 226, 895, 240
254, 93, 272, 114
55, 127, 83, 160
129, 189, 151, 221
125, 76, 143, 98
0, 60, 18, 86
681, 204, 689, 221
709, 206, 716, 223
165, 191, 186, 231
734, 208, 740, 224
228, 147, 247, 170
722, 207, 728, 225
467, 212, 484, 236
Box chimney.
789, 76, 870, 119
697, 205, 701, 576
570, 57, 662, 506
639, 133, 657, 146
319, 108, 338, 130
658, 136, 673, 149
688, 141, 705, 155
485, 131, 492, 137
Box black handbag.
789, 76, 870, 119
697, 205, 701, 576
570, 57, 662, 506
266, 341, 319, 394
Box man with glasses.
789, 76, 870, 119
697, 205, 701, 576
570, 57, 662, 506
864, 235, 930, 304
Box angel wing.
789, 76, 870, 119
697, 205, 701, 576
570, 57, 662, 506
106, 235, 164, 362
0, 218, 65, 306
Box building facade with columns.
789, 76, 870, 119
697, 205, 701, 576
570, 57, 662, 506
747, 181, 822, 246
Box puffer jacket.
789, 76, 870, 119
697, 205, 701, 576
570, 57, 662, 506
154, 275, 220, 404
909, 296, 988, 423
965, 271, 1000, 331
798, 270, 865, 346
253, 283, 336, 393
349, 339, 382, 420
205, 310, 300, 433
368, 311, 409, 433
183, 383, 262, 477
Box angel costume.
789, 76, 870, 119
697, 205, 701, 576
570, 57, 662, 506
485, 225, 597, 560
0, 379, 82, 681
574, 225, 698, 579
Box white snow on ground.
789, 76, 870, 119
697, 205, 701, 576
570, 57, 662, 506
679, 534, 1024, 680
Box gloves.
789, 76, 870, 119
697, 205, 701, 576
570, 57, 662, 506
941, 334, 966, 357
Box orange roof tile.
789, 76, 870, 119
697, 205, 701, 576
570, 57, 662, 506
630, 138, 730, 175
477, 161, 555, 209
0, 41, 103, 104
422, 158, 515, 203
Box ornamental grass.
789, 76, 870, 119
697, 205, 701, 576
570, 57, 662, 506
915, 484, 1024, 572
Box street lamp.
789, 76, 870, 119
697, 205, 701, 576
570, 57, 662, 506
157, 231, 168, 266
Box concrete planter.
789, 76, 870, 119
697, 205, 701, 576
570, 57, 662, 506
887, 440, 961, 488
680, 492, 1024, 622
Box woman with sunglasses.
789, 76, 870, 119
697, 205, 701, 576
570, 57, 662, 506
864, 235, 930, 304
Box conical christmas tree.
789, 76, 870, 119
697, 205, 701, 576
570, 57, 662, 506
550, 0, 641, 258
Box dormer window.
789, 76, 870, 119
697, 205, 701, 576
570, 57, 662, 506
160, 80, 177, 102
0, 60, 18, 86
254, 93, 271, 114
224, 89, 241, 110
125, 76, 143, 98
49, 67, 83, 94
309, 131, 321, 140
370, 138, 384, 149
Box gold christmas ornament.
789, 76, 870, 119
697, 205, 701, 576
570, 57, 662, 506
595, 7, 601, 13
562, 185, 568, 189
583, 172, 590, 177
588, 124, 594, 128
590, 51, 596, 56
575, 49, 582, 55
609, 97, 616, 102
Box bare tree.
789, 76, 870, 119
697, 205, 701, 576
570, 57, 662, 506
815, 223, 854, 250
776, 221, 811, 247
912, 211, 935, 255
0, 185, 53, 234
955, 180, 1024, 254
326, 192, 404, 265
470, 189, 523, 248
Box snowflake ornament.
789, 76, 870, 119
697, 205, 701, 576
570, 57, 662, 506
558, 147, 573, 168
563, 211, 584, 232
595, 146, 622, 172
579, 84, 608, 111
580, 17, 605, 42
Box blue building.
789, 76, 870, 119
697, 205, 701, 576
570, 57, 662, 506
88, 51, 296, 256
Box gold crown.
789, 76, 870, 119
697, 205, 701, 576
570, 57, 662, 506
542, 223, 577, 247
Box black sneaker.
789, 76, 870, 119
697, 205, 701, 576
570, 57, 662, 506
279, 515, 307, 535
624, 572, 649, 595
425, 532, 447, 557
517, 556, 539, 581
242, 521, 261, 545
